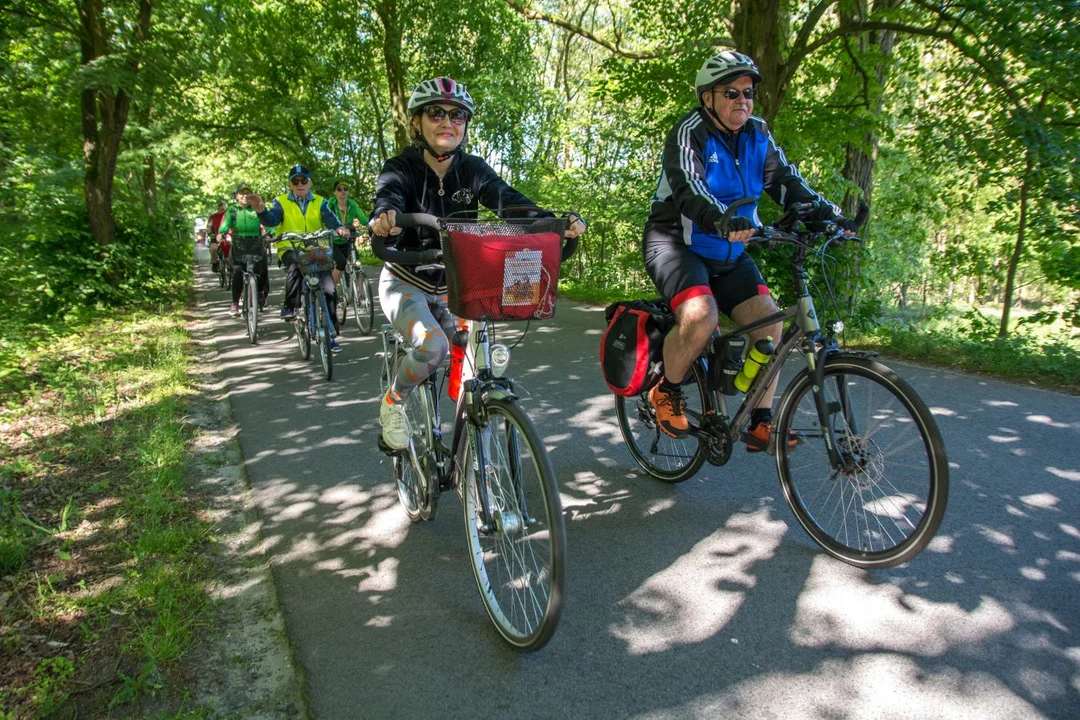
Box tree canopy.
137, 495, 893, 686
1, 0, 1076, 334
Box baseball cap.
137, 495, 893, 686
288, 164, 311, 181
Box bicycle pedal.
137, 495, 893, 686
377, 435, 403, 456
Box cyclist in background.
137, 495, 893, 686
208, 201, 227, 272
643, 51, 856, 449
330, 180, 371, 332
219, 183, 270, 317
248, 164, 348, 353
369, 76, 585, 450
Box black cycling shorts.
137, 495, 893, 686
643, 234, 770, 317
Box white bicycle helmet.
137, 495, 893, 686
407, 77, 475, 115
695, 51, 762, 99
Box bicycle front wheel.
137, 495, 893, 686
614, 360, 711, 483
461, 398, 565, 651
356, 271, 375, 335
335, 274, 348, 329
316, 292, 333, 381
245, 274, 258, 344
774, 355, 949, 569
296, 292, 311, 360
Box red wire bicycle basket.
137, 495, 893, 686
442, 217, 568, 321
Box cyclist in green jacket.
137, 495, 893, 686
219, 183, 270, 317
329, 180, 370, 292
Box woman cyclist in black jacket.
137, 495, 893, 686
370, 76, 585, 450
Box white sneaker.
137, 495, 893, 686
380, 395, 412, 450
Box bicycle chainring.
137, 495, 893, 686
701, 413, 733, 466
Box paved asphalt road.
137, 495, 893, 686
197, 248, 1079, 719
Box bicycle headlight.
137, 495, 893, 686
490, 344, 511, 378
832, 320, 845, 335
306, 275, 319, 288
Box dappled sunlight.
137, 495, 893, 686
609, 507, 786, 655
1047, 467, 1080, 481
791, 558, 1015, 655
665, 654, 1041, 718
562, 470, 630, 521
1026, 414, 1072, 428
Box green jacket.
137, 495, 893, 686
331, 198, 370, 244
219, 203, 263, 238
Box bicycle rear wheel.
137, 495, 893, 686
316, 292, 333, 381
218, 261, 227, 288
461, 397, 565, 651
354, 271, 375, 335
384, 347, 437, 521
245, 274, 258, 344
335, 274, 348, 329
614, 360, 711, 483
296, 292, 311, 360
774, 355, 949, 569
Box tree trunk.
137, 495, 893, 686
78, 0, 153, 267
732, 0, 787, 122
375, 0, 409, 152
999, 152, 1033, 338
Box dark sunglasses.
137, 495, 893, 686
422, 105, 471, 125
720, 87, 756, 101
335, 185, 348, 192
289, 176, 310, 185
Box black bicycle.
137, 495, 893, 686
335, 231, 376, 335
281, 230, 336, 381
614, 203, 949, 569
233, 234, 269, 344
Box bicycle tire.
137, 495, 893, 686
461, 397, 565, 651
335, 274, 348, 329
245, 274, 258, 344
774, 355, 949, 569
296, 292, 312, 360
385, 347, 437, 521
218, 261, 227, 288
356, 272, 375, 335
614, 360, 711, 484
316, 292, 333, 381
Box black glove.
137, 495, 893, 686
716, 215, 755, 237
833, 216, 859, 233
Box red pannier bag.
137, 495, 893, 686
600, 300, 673, 396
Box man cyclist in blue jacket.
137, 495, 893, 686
644, 51, 856, 450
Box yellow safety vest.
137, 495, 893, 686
275, 193, 325, 257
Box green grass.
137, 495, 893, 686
0, 307, 215, 717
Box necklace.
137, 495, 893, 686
438, 176, 444, 197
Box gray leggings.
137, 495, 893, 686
379, 268, 459, 400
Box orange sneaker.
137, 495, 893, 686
745, 422, 798, 453
649, 384, 689, 438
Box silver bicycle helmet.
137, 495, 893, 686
695, 51, 762, 99
406, 77, 475, 115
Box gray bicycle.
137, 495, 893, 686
615, 202, 949, 569
375, 212, 577, 651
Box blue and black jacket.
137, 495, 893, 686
645, 107, 836, 262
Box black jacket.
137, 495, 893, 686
372, 147, 543, 293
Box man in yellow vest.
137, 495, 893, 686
249, 164, 349, 352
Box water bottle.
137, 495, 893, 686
717, 335, 746, 395
734, 336, 774, 393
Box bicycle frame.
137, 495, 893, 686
702, 241, 857, 469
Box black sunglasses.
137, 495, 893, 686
422, 105, 471, 125
720, 87, 756, 101
335, 185, 348, 192
289, 176, 310, 185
